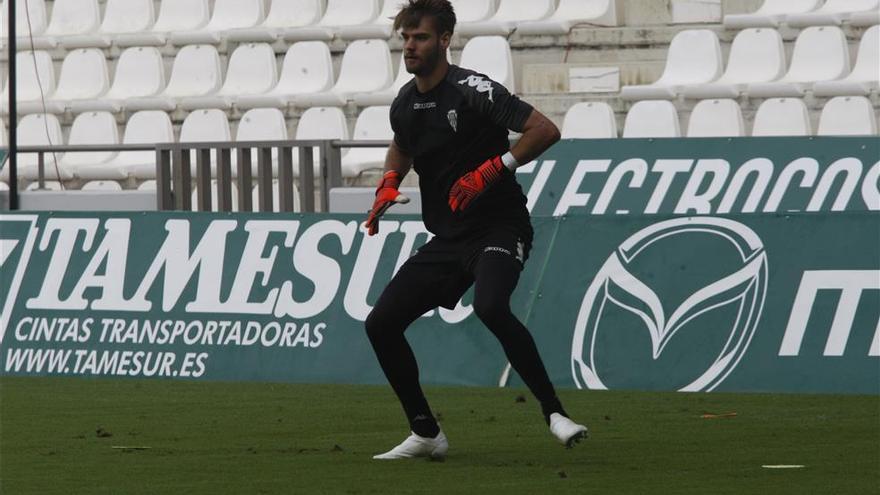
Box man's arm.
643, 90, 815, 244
505, 109, 561, 170
364, 140, 414, 235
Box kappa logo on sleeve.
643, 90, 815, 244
458, 75, 495, 102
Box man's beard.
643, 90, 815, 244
408, 41, 442, 76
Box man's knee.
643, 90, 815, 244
473, 292, 510, 328
365, 306, 387, 342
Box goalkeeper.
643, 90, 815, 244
365, 0, 588, 460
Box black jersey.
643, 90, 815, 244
390, 65, 535, 241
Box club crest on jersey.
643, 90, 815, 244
447, 110, 458, 132
458, 75, 494, 102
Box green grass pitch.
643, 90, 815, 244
1, 377, 877, 494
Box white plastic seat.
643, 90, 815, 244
295, 39, 393, 107
170, 0, 265, 45
7, 114, 64, 180
1, 51, 56, 115
284, 0, 379, 42
621, 30, 723, 100
724, 0, 822, 28
20, 49, 109, 114
237, 41, 334, 109
787, 0, 880, 27
686, 99, 746, 137
60, 112, 120, 178
227, 0, 326, 42
236, 108, 289, 177
341, 106, 392, 178
814, 25, 879, 96
449, 0, 497, 23
338, 0, 399, 40
622, 100, 681, 138
457, 0, 555, 37
69, 47, 165, 113
30, 0, 102, 49
25, 181, 63, 191
127, 45, 222, 111
352, 51, 415, 106
80, 111, 173, 180
560, 102, 618, 138
817, 96, 878, 136
293, 107, 349, 177
138, 180, 157, 190
3, 0, 49, 46
115, 0, 210, 47
748, 26, 851, 98
180, 109, 232, 177
752, 98, 812, 136
459, 36, 516, 92
516, 0, 620, 35
81, 180, 123, 191
182, 43, 278, 110
682, 28, 786, 99
61, 0, 156, 49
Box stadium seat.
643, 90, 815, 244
61, 0, 156, 49
2, 0, 49, 46
179, 109, 232, 177
292, 106, 349, 177
352, 51, 415, 106
60, 112, 119, 179
817, 96, 878, 136
456, 0, 556, 37
813, 25, 879, 96
236, 108, 289, 177
341, 106, 393, 178
170, 0, 265, 45
25, 180, 63, 191
748, 26, 850, 98
294, 39, 393, 107
70, 47, 166, 113
449, 0, 497, 23
115, 0, 210, 47
560, 102, 618, 138
30, 0, 102, 49
182, 43, 278, 110
751, 98, 812, 136
237, 41, 334, 110
227, 0, 326, 42
284, 0, 380, 42
138, 180, 157, 190
2, 51, 55, 115
81, 111, 174, 180
0, 181, 7, 191
7, 114, 64, 180
21, 48, 109, 114
723, 0, 822, 28
81, 180, 123, 191
459, 36, 516, 92
621, 29, 723, 100
338, 0, 399, 40
127, 44, 223, 111
686, 99, 746, 137
786, 0, 880, 27
681, 28, 785, 99
622, 100, 681, 138
516, 0, 620, 35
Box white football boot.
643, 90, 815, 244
372, 430, 449, 460
549, 413, 588, 448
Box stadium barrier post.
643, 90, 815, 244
237, 147, 253, 212
7, 0, 18, 209
217, 147, 233, 212
155, 147, 173, 210
196, 147, 212, 212
172, 148, 192, 211
37, 152, 45, 189
298, 145, 315, 212
258, 146, 273, 212
278, 145, 294, 212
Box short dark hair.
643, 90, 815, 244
393, 0, 456, 36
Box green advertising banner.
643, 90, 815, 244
1, 211, 877, 393
514, 137, 879, 216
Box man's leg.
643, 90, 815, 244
365, 261, 447, 438
471, 252, 569, 424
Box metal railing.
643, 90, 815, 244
13, 140, 393, 213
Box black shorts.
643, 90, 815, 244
400, 229, 532, 310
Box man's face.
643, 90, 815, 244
400, 16, 448, 76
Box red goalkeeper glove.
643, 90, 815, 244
448, 155, 505, 212
365, 170, 409, 236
